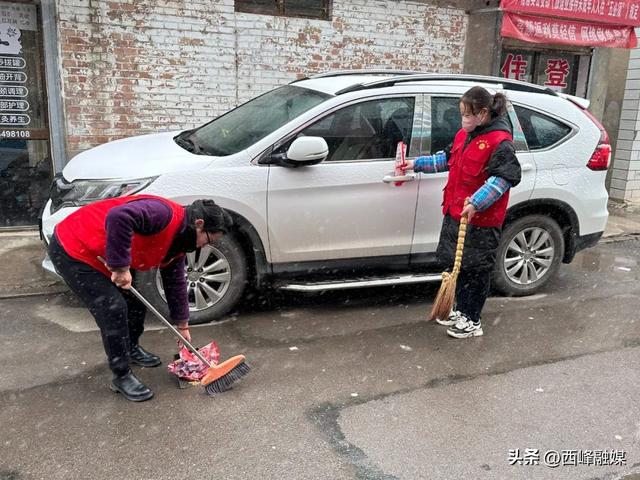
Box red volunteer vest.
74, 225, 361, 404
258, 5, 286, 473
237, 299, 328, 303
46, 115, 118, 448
443, 128, 513, 227
55, 194, 185, 277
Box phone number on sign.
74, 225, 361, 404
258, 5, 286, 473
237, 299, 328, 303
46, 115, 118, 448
0, 130, 30, 138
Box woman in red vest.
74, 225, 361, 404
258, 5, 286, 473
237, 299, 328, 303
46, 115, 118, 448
407, 86, 521, 339
48, 196, 233, 401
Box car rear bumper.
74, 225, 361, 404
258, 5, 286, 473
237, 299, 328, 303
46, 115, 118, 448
564, 230, 603, 263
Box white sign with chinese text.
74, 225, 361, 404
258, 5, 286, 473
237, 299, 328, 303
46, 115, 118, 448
0, 2, 37, 31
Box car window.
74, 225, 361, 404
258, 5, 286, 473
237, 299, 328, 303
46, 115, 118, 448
430, 97, 461, 154
513, 105, 572, 150
189, 85, 331, 156
506, 103, 528, 151
298, 97, 415, 161
431, 96, 526, 153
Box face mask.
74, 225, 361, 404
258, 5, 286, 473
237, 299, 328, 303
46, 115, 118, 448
460, 105, 488, 133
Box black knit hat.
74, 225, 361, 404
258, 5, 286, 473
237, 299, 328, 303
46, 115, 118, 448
186, 199, 233, 233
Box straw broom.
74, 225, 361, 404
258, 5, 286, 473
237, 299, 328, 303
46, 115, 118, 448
428, 200, 469, 322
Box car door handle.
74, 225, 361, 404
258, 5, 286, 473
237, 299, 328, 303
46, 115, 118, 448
521, 163, 534, 172
383, 172, 417, 183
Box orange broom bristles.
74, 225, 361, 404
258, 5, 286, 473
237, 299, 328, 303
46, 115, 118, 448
428, 204, 469, 322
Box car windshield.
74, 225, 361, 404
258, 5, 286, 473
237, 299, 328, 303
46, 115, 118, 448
184, 85, 331, 156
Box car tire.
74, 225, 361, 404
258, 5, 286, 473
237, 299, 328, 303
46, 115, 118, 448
492, 215, 564, 296
136, 234, 248, 325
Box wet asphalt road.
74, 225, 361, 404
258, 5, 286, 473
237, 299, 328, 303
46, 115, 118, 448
1, 237, 640, 480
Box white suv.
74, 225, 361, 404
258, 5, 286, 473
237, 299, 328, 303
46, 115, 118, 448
41, 71, 610, 323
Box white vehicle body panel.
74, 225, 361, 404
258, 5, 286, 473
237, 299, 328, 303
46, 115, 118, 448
62, 131, 214, 181
40, 72, 609, 281
142, 155, 270, 258
508, 91, 608, 236
267, 159, 419, 262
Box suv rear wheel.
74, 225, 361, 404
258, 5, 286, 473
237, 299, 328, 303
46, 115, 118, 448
492, 215, 564, 296
137, 234, 247, 324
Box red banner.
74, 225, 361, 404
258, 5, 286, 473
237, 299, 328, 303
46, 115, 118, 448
501, 0, 640, 27
501, 11, 638, 48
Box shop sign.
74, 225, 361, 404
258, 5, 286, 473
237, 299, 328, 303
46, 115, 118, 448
0, 113, 29, 125
501, 0, 640, 27
0, 55, 24, 68
0, 98, 27, 110
0, 5, 32, 136
0, 1, 37, 31
500, 50, 582, 95
501, 11, 637, 48
543, 58, 570, 89
501, 52, 532, 81
0, 85, 27, 96
0, 70, 26, 82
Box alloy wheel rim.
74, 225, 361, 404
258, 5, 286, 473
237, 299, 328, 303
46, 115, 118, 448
503, 226, 555, 286
156, 245, 232, 311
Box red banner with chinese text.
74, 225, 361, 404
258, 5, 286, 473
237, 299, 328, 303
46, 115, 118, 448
501, 11, 638, 48
501, 0, 640, 27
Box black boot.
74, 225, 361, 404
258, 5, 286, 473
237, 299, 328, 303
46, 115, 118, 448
130, 344, 161, 367
110, 370, 154, 402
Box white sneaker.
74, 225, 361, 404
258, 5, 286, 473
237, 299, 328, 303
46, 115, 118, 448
447, 315, 483, 338
436, 309, 460, 326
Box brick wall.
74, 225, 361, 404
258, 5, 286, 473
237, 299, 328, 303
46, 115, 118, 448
611, 29, 640, 201
56, 0, 467, 158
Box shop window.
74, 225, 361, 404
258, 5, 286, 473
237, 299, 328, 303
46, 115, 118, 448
1, 2, 53, 227
235, 0, 331, 20
513, 106, 572, 150
500, 49, 591, 97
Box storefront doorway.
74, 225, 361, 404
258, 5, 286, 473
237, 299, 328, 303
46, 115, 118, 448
0, 1, 51, 228
500, 47, 592, 97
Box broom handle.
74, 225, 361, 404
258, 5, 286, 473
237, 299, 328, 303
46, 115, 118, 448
97, 256, 212, 367
451, 201, 470, 276
128, 286, 212, 368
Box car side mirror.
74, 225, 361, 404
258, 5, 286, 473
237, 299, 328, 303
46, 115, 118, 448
287, 136, 328, 162
273, 136, 328, 167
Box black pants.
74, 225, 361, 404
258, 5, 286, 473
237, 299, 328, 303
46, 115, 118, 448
454, 263, 493, 324
49, 234, 147, 376
436, 214, 501, 323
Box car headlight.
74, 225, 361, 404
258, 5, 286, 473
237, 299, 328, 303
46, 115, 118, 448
49, 175, 158, 214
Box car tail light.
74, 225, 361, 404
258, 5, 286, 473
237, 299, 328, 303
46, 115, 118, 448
581, 107, 611, 171
588, 143, 611, 171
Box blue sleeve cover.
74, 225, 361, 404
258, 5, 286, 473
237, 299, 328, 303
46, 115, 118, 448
413, 151, 448, 174
469, 176, 512, 212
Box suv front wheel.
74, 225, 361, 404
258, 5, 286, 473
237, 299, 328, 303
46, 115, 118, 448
492, 215, 564, 296
137, 234, 247, 324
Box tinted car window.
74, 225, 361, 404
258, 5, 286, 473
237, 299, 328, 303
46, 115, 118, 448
514, 105, 572, 150
431, 97, 460, 154
299, 97, 415, 161
189, 85, 331, 156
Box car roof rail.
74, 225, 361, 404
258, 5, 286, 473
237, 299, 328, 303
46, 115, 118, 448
334, 73, 560, 97
290, 69, 425, 84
